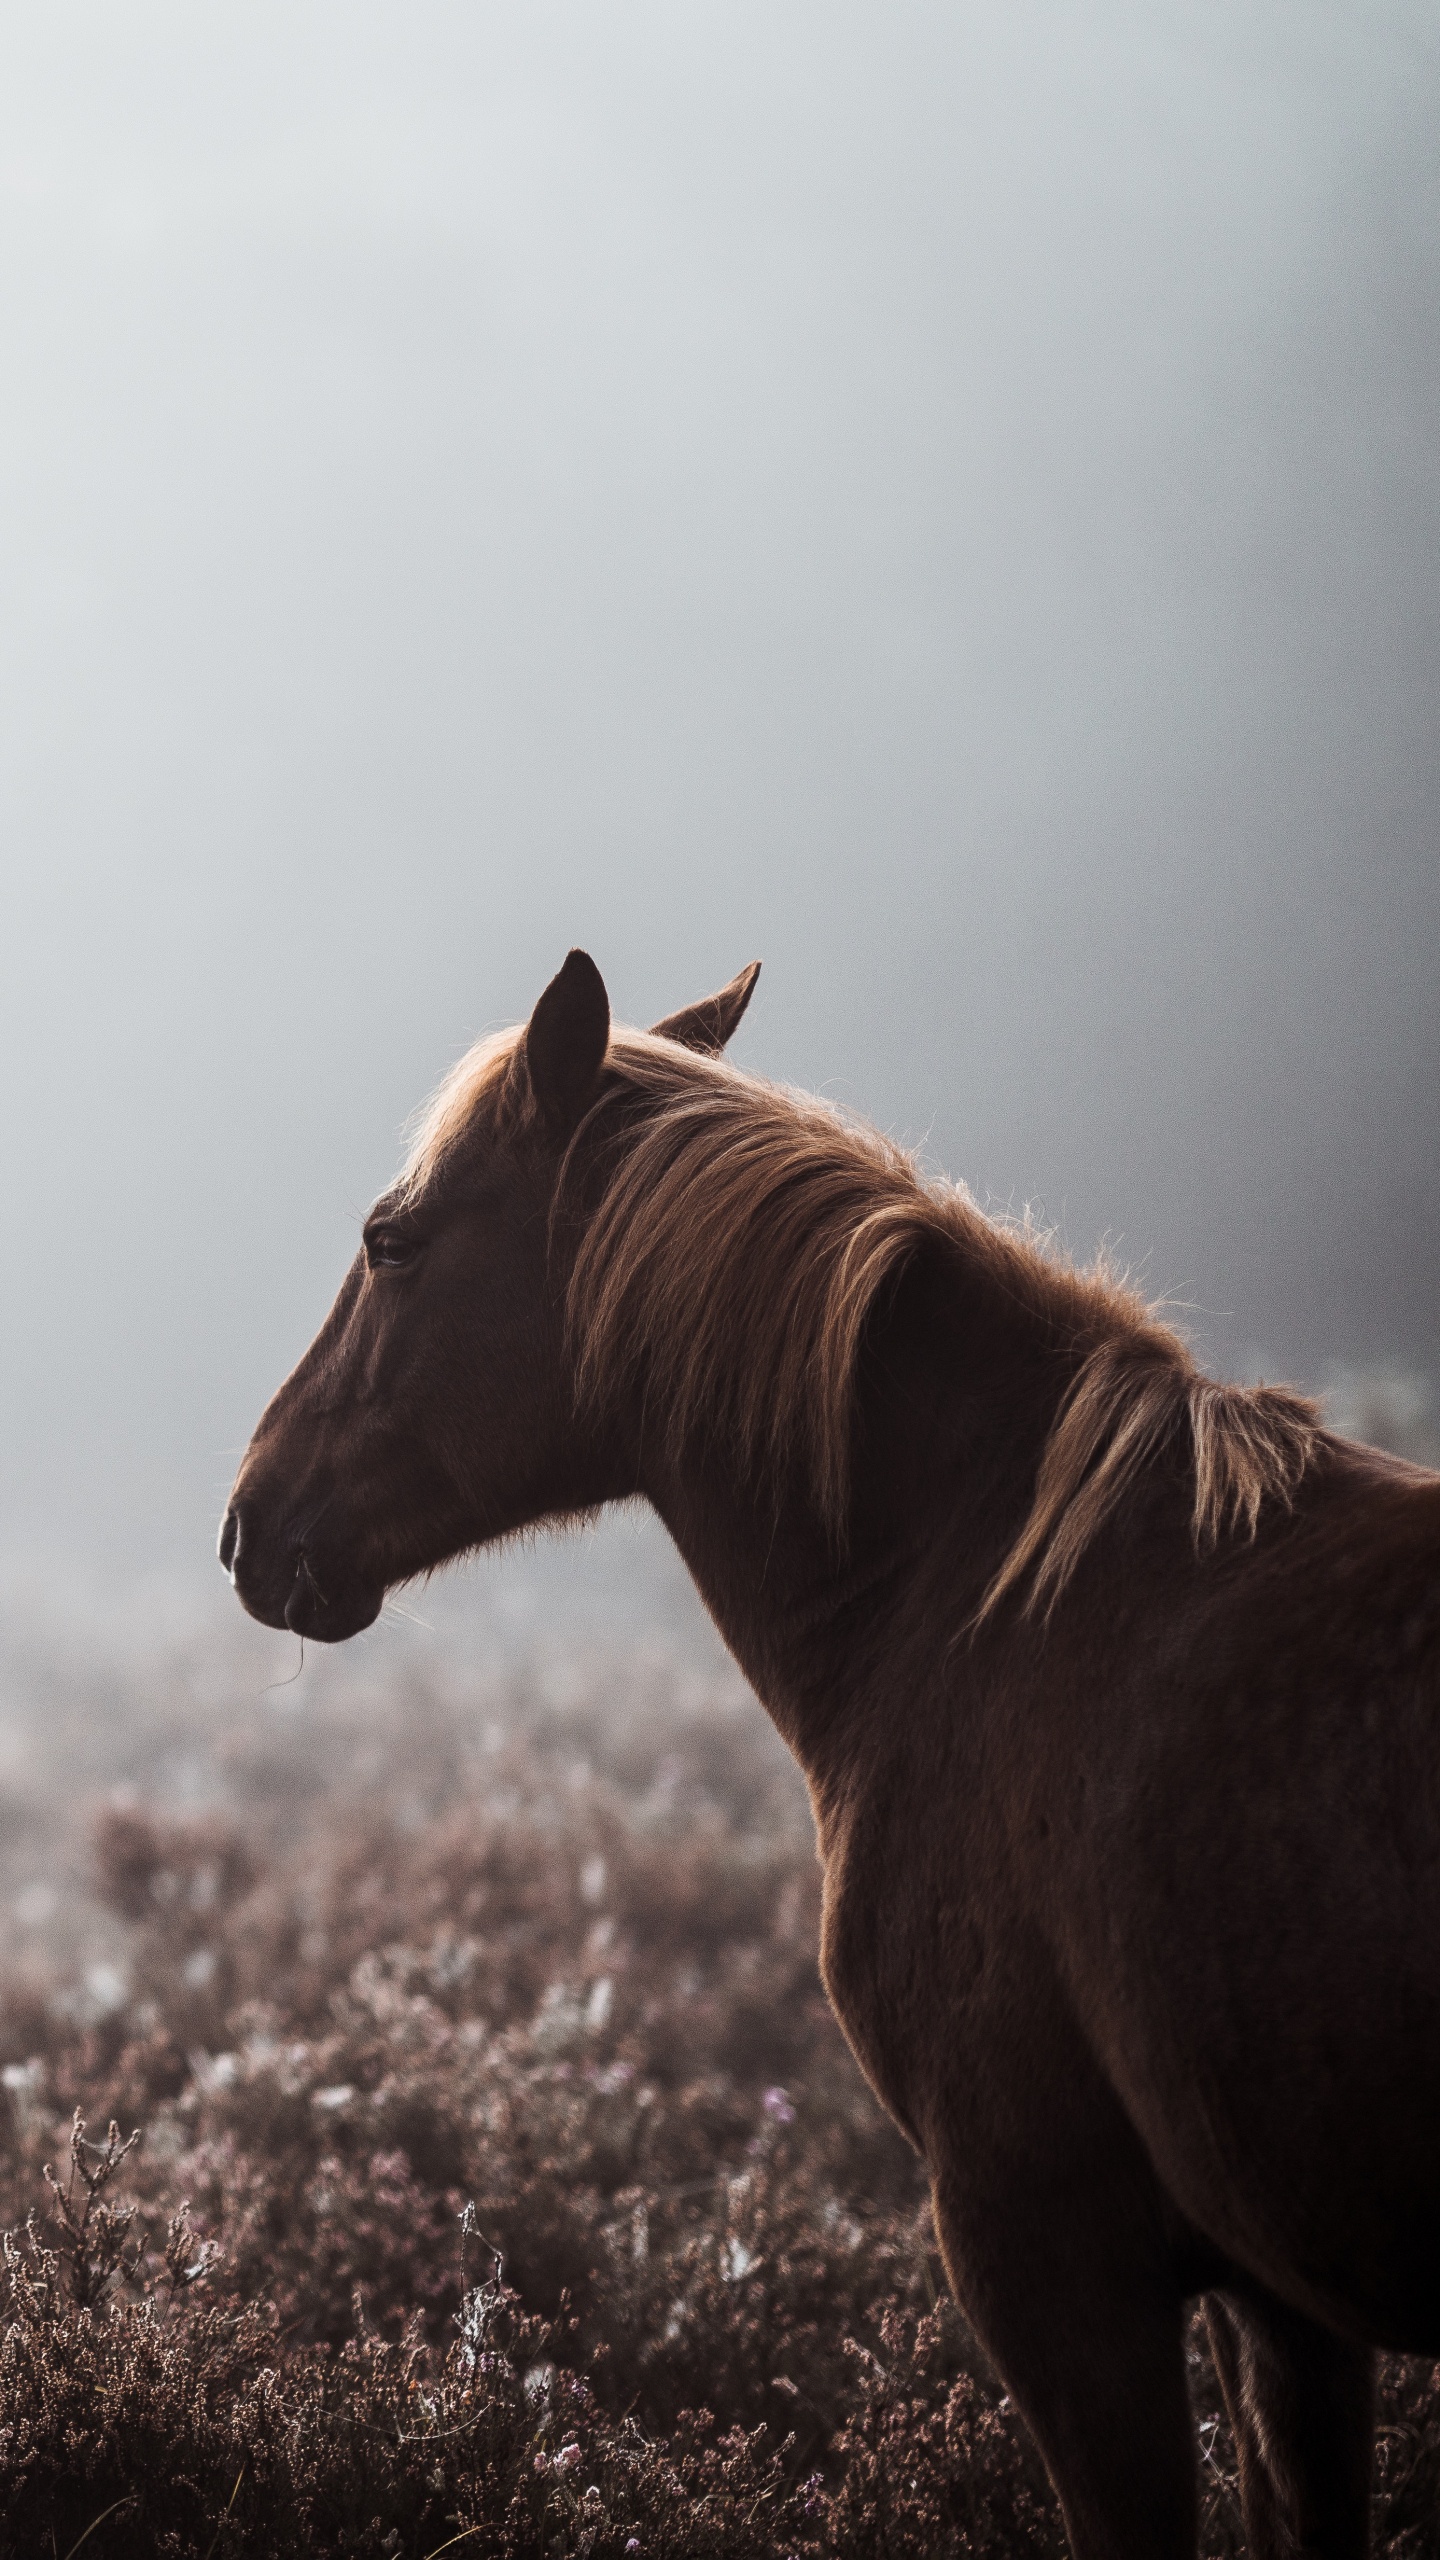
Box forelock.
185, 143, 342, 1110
395, 1028, 522, 1202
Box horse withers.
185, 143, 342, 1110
221, 950, 1440, 2559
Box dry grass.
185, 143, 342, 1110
0, 1603, 1435, 2553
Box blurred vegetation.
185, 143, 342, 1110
0, 1660, 1063, 2555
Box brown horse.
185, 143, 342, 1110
222, 951, 1440, 2559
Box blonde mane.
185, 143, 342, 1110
408, 1024, 1321, 1620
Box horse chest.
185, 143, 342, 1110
814, 1797, 1005, 2142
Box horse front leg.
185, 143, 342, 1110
1203, 2289, 1374, 2559
928, 2158, 1198, 2560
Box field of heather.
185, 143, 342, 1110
0, 1514, 1437, 2556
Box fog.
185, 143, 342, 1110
1, 0, 1436, 1600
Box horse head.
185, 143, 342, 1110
218, 950, 758, 1641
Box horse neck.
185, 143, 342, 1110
637, 1241, 1063, 1812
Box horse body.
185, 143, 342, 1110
1087, 1467, 1440, 2348
222, 951, 1440, 2558
653, 1242, 1440, 2330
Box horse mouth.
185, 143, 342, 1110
281, 1555, 383, 1643
219, 1509, 383, 1644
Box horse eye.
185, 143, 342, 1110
365, 1227, 420, 1272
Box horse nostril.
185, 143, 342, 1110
217, 1507, 240, 1576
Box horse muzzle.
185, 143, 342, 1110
218, 1502, 384, 1643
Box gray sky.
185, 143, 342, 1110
1, 0, 1436, 1580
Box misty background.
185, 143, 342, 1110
1, 1, 1436, 1649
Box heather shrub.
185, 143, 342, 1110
0, 1652, 1435, 2551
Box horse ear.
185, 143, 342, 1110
650, 960, 761, 1055
521, 949, 611, 1129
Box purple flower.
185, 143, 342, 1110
555, 2440, 583, 2470
761, 2085, 796, 2125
